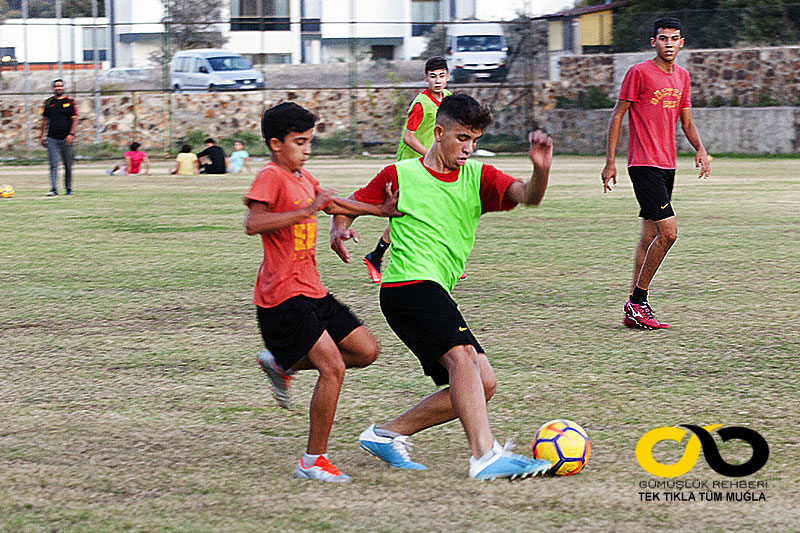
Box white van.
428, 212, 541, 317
170, 49, 264, 91
445, 23, 509, 83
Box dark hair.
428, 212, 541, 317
425, 56, 448, 74
130, 142, 141, 151
180, 144, 191, 153
52, 78, 64, 86
261, 102, 317, 146
204, 138, 215, 144
436, 93, 493, 131
653, 17, 682, 39
233, 139, 243, 145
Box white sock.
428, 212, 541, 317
469, 440, 502, 470
302, 452, 326, 468
374, 427, 402, 439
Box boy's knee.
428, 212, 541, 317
483, 373, 497, 401
320, 358, 346, 382
360, 338, 379, 367
445, 345, 481, 370
662, 228, 678, 246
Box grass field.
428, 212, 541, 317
1, 155, 798, 532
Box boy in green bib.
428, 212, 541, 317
363, 57, 452, 284
331, 94, 555, 480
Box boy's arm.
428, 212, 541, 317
244, 189, 332, 235
330, 208, 359, 264
503, 130, 553, 207
400, 103, 428, 156
323, 185, 400, 218
402, 128, 429, 156
679, 108, 710, 179
244, 157, 252, 173
601, 99, 631, 193
330, 170, 398, 263
143, 155, 150, 176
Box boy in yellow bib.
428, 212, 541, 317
363, 57, 451, 283
331, 94, 556, 480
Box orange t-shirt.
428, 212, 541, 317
246, 162, 327, 308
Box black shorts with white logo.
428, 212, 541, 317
380, 281, 483, 386
628, 166, 676, 221
257, 293, 361, 371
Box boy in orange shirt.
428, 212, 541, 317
244, 102, 401, 482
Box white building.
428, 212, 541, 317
113, 0, 476, 66
0, 17, 110, 68
1, 0, 477, 68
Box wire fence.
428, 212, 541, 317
1, 6, 799, 157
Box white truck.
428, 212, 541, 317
445, 22, 509, 83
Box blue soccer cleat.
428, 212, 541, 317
359, 424, 426, 470
469, 441, 552, 481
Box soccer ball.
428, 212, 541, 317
532, 419, 591, 476
0, 184, 14, 198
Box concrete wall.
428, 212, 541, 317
542, 107, 800, 155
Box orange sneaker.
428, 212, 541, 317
257, 349, 292, 409
295, 456, 351, 483
363, 252, 382, 284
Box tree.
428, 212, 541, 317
162, 0, 227, 51
151, 0, 227, 77
611, 0, 800, 51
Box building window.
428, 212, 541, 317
83, 27, 108, 62
370, 45, 395, 60
411, 0, 439, 37
231, 0, 290, 31
563, 20, 574, 52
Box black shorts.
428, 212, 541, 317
380, 281, 484, 386
257, 293, 361, 371
628, 166, 676, 221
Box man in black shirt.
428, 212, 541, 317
197, 138, 228, 174
40, 79, 78, 196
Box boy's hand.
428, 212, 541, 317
379, 182, 404, 218
310, 188, 336, 212
330, 226, 359, 263
695, 149, 711, 179
601, 162, 617, 193
528, 130, 553, 172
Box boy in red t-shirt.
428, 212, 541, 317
244, 102, 401, 483
602, 17, 710, 330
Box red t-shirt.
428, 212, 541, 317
125, 150, 147, 174
405, 89, 443, 132
619, 60, 692, 169
245, 162, 327, 309
352, 159, 520, 214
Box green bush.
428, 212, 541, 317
312, 131, 354, 156
755, 93, 781, 107
220, 131, 264, 155
555, 86, 615, 109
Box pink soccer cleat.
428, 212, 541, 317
624, 298, 670, 329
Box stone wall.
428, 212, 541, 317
0, 85, 539, 152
